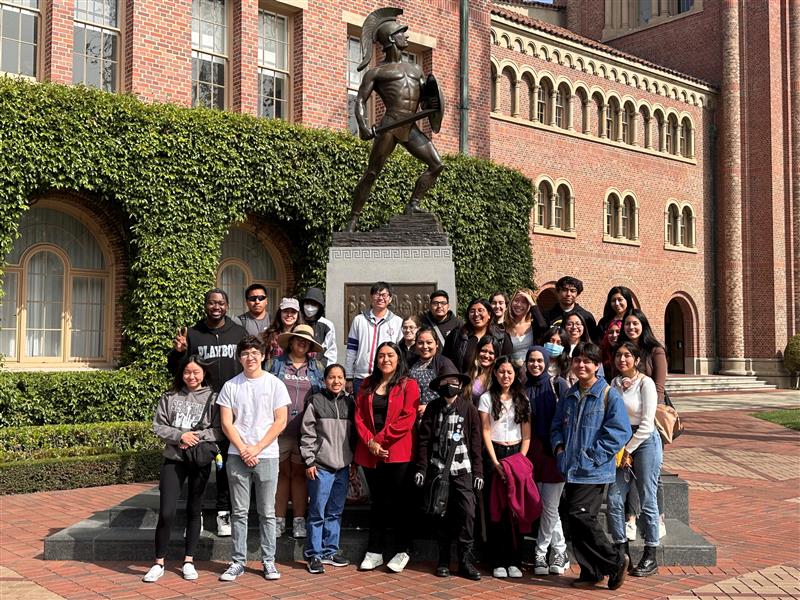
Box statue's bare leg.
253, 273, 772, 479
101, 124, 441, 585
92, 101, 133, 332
403, 132, 445, 214
347, 133, 397, 232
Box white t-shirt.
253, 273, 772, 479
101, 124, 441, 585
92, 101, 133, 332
478, 391, 522, 443
216, 371, 291, 459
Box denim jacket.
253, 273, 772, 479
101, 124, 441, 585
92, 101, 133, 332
266, 355, 325, 394
550, 377, 631, 484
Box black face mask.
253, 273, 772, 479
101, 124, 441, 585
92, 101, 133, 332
438, 383, 463, 398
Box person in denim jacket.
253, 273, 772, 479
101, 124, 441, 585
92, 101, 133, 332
551, 342, 631, 591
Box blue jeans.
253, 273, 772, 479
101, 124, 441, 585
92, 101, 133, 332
227, 454, 279, 564
304, 466, 349, 559
607, 430, 663, 546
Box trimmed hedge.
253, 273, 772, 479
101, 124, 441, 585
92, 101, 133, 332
0, 368, 168, 427
0, 421, 159, 461
784, 334, 800, 374
0, 79, 534, 368
0, 450, 162, 495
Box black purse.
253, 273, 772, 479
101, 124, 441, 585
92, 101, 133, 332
422, 414, 464, 518
182, 396, 219, 467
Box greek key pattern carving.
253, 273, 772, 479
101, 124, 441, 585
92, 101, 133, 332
329, 247, 453, 261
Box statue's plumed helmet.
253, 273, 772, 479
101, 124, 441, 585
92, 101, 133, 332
375, 20, 408, 49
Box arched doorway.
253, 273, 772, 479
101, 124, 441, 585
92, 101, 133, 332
664, 299, 686, 373
536, 287, 558, 316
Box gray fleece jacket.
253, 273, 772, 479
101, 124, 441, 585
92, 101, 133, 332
299, 389, 355, 472
152, 386, 224, 461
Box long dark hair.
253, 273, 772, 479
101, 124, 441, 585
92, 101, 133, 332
172, 354, 209, 392
563, 310, 592, 347
602, 286, 635, 323
539, 325, 570, 376
488, 355, 530, 423
363, 341, 408, 393
620, 309, 664, 353
463, 298, 493, 335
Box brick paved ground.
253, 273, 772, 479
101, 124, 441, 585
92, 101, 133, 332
1, 393, 798, 600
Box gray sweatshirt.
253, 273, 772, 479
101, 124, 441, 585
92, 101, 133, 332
152, 386, 224, 461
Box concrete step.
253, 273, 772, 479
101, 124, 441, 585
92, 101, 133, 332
666, 375, 776, 395
44, 518, 714, 566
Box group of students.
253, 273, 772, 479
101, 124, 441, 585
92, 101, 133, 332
145, 276, 669, 590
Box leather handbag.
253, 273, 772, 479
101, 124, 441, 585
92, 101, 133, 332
654, 392, 684, 444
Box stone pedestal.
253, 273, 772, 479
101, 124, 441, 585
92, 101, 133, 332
326, 213, 457, 354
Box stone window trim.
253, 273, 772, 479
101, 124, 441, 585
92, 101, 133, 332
602, 0, 704, 42
603, 188, 639, 245
664, 199, 697, 252
0, 0, 41, 79
533, 176, 576, 237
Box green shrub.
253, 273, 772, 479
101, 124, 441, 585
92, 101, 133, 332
784, 334, 800, 374
0, 421, 159, 461
0, 79, 534, 367
0, 450, 162, 495
0, 368, 168, 427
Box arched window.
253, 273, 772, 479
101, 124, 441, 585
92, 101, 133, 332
654, 111, 665, 151
1, 206, 111, 364
556, 184, 573, 231
667, 204, 681, 245
606, 193, 620, 237
680, 116, 693, 157
667, 115, 679, 154
217, 226, 285, 318
607, 97, 620, 140
622, 195, 636, 239
554, 88, 564, 128
535, 181, 551, 227
537, 79, 552, 124
682, 205, 695, 247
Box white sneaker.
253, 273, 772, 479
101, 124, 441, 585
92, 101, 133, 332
386, 552, 410, 573
276, 516, 286, 537
181, 562, 198, 580
263, 561, 281, 580
359, 552, 384, 571
216, 511, 231, 537
508, 566, 523, 578
142, 564, 164, 583
292, 516, 307, 538
493, 567, 508, 578
626, 519, 638, 541
659, 516, 667, 539
219, 562, 245, 582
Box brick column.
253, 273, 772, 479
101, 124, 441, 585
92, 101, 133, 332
43, 0, 73, 84
791, 0, 800, 334
232, 0, 259, 115
717, 0, 747, 375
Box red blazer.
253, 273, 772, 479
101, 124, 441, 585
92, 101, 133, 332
354, 377, 420, 468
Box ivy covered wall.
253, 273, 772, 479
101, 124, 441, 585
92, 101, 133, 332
0, 79, 534, 368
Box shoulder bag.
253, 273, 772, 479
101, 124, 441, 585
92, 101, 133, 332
654, 390, 684, 444
423, 407, 464, 517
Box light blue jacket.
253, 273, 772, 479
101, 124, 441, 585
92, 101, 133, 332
550, 377, 631, 484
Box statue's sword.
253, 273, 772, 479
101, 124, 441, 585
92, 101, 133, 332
371, 108, 438, 136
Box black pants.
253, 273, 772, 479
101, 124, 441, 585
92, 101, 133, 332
215, 438, 230, 512
564, 483, 622, 580
363, 461, 412, 555
435, 472, 476, 565
484, 442, 523, 569
155, 458, 211, 558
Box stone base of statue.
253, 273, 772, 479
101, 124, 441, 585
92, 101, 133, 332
326, 212, 457, 352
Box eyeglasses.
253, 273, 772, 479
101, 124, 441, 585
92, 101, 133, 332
401, 325, 418, 331
430, 300, 448, 307
372, 292, 390, 299
565, 322, 583, 329
560, 288, 579, 294
468, 309, 488, 316
247, 295, 267, 302
239, 350, 263, 358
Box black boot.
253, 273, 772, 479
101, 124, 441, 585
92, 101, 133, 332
458, 546, 481, 581
616, 541, 633, 573
632, 546, 658, 577
436, 542, 451, 577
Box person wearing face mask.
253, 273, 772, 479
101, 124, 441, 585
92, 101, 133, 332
539, 326, 570, 379
414, 364, 483, 580
300, 287, 338, 366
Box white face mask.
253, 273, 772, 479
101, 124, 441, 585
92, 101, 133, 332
303, 303, 319, 319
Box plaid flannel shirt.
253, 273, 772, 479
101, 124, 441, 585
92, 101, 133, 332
431, 406, 472, 476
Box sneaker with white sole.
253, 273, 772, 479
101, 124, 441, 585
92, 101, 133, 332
626, 519, 638, 541
219, 562, 245, 582
181, 562, 198, 580
216, 511, 231, 537
493, 567, 508, 578
292, 516, 307, 538
387, 552, 410, 573
533, 553, 549, 576
142, 564, 164, 583
321, 553, 350, 567
263, 561, 281, 580
359, 552, 384, 570
549, 550, 570, 575
508, 566, 523, 578
276, 516, 286, 537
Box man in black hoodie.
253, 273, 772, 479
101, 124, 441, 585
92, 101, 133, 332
419, 290, 462, 350
301, 287, 338, 366
544, 276, 600, 343
168, 288, 247, 538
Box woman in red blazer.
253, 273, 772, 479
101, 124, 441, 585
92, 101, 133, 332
354, 341, 420, 574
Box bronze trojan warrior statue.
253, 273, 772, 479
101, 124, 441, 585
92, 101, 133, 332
346, 7, 445, 232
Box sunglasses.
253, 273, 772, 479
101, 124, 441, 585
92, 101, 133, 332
247, 295, 267, 302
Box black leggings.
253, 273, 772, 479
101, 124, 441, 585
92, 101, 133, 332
363, 461, 412, 555
155, 458, 211, 559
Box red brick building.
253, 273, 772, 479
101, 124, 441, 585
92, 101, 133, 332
0, 0, 796, 386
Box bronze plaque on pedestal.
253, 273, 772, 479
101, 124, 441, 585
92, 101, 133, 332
345, 284, 435, 333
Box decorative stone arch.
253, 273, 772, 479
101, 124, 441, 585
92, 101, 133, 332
551, 48, 561, 64
680, 90, 687, 103
620, 190, 639, 240
513, 37, 524, 53
689, 92, 697, 106
590, 89, 606, 137
563, 53, 574, 69
637, 100, 653, 148
621, 71, 629, 85
652, 106, 667, 151
490, 30, 497, 45
641, 76, 649, 91
679, 113, 695, 158
587, 60, 597, 76
660, 83, 669, 96
535, 72, 557, 125
650, 81, 659, 94
500, 64, 519, 117
663, 291, 700, 374
500, 33, 511, 49
609, 67, 619, 81
664, 199, 682, 246
670, 86, 679, 100
575, 56, 585, 72
631, 73, 639, 88
606, 94, 621, 141
526, 41, 537, 56
598, 64, 607, 79
573, 82, 590, 134
553, 178, 576, 232
490, 59, 499, 112
533, 174, 557, 229
604, 187, 623, 238
621, 98, 637, 144
540, 45, 550, 62
680, 201, 696, 247
519, 70, 536, 121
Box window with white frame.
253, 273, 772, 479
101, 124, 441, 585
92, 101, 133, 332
1, 206, 111, 364
257, 9, 289, 120
217, 227, 284, 319
1, 0, 39, 77
73, 0, 119, 91
347, 36, 364, 135
535, 181, 550, 228
192, 0, 227, 109
666, 202, 695, 249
